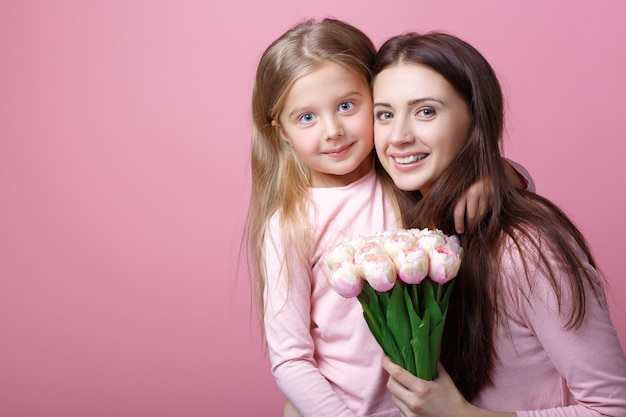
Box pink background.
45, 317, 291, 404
1, 1, 624, 415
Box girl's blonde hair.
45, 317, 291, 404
245, 18, 377, 327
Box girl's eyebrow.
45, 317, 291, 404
287, 107, 310, 118
336, 90, 364, 102
288, 91, 365, 118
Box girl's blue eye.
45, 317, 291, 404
299, 113, 316, 123
339, 101, 354, 112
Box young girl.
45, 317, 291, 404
372, 32, 626, 416
246, 19, 532, 417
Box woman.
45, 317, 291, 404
372, 32, 626, 416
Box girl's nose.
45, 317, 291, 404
324, 119, 344, 140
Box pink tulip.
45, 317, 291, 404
383, 229, 417, 258
329, 261, 364, 298
416, 229, 447, 252
324, 242, 356, 271
445, 234, 462, 254
355, 239, 385, 263
428, 245, 462, 284
395, 246, 429, 284
358, 253, 396, 292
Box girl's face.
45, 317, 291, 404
277, 61, 374, 188
373, 63, 471, 194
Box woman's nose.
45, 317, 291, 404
389, 119, 414, 145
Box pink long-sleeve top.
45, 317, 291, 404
263, 168, 401, 417
262, 162, 626, 417
475, 232, 626, 416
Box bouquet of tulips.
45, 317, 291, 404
324, 228, 462, 380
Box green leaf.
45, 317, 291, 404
357, 295, 384, 348
410, 310, 433, 380
360, 281, 376, 304
438, 281, 455, 312
357, 277, 455, 382
386, 283, 411, 354
404, 287, 422, 336
409, 283, 421, 316
362, 283, 385, 320
429, 281, 453, 379
423, 279, 443, 329
440, 283, 453, 320
379, 288, 390, 313
401, 343, 416, 376
429, 314, 446, 379
358, 282, 402, 366
381, 314, 403, 366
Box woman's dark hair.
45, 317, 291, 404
374, 32, 603, 400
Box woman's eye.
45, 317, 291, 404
375, 111, 393, 121
339, 101, 354, 112
298, 113, 316, 124
417, 108, 435, 118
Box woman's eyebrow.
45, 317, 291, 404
373, 97, 444, 107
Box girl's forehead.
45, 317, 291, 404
286, 62, 368, 98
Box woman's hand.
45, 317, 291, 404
383, 357, 474, 417
453, 177, 493, 234
382, 357, 515, 417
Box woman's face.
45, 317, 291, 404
373, 63, 471, 194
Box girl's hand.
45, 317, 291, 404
453, 177, 493, 234
281, 399, 301, 417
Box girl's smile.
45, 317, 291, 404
323, 143, 354, 158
